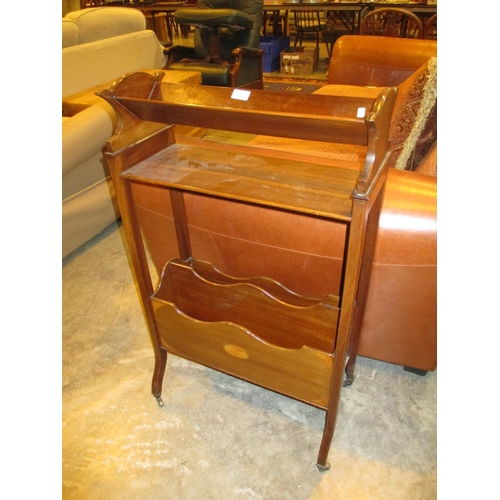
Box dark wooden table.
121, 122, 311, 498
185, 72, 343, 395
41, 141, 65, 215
263, 1, 437, 36
103, 1, 436, 39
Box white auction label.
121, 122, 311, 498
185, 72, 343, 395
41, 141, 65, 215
231, 89, 251, 101
357, 107, 366, 118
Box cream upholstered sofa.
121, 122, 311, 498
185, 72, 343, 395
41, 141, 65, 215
62, 7, 201, 258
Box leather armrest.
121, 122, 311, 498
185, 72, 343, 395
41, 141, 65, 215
164, 45, 197, 63
232, 47, 262, 57
377, 168, 436, 265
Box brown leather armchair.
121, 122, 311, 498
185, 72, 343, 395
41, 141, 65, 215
132, 35, 438, 374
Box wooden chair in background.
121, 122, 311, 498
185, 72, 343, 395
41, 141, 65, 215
360, 8, 423, 39
292, 10, 329, 51
262, 9, 288, 36
423, 13, 437, 40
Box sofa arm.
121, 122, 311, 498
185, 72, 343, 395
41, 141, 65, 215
358, 167, 437, 371
230, 47, 263, 89
62, 100, 116, 177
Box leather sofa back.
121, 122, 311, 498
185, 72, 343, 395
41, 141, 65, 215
327, 35, 437, 87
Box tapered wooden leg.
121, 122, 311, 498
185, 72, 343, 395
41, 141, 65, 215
152, 347, 168, 407
344, 188, 385, 387
316, 409, 335, 471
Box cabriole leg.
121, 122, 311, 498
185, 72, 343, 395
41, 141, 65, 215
152, 347, 168, 407
316, 410, 335, 472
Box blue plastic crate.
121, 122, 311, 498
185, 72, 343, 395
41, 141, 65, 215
259, 36, 290, 73
263, 56, 281, 73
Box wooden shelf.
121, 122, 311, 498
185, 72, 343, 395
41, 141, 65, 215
152, 258, 337, 408
122, 141, 360, 221
99, 71, 397, 471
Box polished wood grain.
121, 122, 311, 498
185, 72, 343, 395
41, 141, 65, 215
153, 287, 334, 409
116, 81, 374, 145
100, 71, 396, 471
157, 258, 339, 352
123, 142, 359, 220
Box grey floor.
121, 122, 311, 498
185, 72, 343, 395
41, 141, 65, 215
62, 216, 436, 499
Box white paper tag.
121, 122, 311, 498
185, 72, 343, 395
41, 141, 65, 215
231, 89, 251, 101
357, 107, 366, 118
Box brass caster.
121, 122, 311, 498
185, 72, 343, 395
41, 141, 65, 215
154, 395, 164, 407
317, 462, 331, 473
343, 375, 354, 387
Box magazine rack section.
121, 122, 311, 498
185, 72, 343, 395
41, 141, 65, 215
98, 71, 397, 471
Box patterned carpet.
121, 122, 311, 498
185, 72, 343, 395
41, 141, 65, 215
263, 77, 326, 94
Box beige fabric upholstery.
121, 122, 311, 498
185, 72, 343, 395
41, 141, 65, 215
62, 8, 202, 258
62, 30, 167, 97
62, 177, 119, 258
62, 101, 119, 257
62, 101, 116, 182
65, 7, 146, 44
62, 18, 79, 48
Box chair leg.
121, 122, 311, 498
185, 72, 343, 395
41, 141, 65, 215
294, 31, 302, 47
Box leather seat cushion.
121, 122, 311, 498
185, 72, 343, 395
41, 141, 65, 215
174, 8, 253, 29
167, 61, 231, 86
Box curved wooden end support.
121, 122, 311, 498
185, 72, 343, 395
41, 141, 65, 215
106, 71, 165, 100
354, 86, 398, 199
96, 71, 171, 154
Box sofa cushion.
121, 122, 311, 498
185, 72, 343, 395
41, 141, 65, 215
65, 7, 146, 44
62, 19, 79, 48
388, 56, 437, 171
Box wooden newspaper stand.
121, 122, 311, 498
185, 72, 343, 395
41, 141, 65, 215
98, 72, 397, 471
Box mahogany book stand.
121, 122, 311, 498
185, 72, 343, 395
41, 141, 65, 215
98, 72, 397, 471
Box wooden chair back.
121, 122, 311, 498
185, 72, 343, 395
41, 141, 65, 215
293, 10, 324, 32
423, 13, 437, 40
360, 8, 423, 39
292, 10, 326, 47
